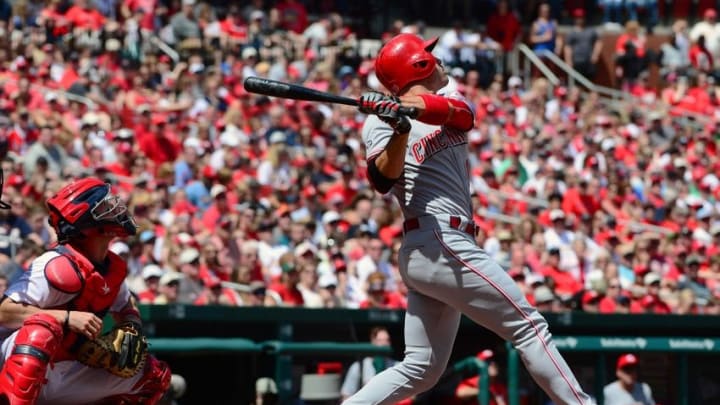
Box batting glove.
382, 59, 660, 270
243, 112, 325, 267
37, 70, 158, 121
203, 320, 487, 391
380, 114, 411, 134
359, 92, 399, 115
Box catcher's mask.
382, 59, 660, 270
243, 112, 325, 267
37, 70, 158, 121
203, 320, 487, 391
46, 177, 137, 243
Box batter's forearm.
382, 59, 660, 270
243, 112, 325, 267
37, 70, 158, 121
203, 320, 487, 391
374, 133, 409, 179
400, 94, 474, 131
0, 299, 66, 329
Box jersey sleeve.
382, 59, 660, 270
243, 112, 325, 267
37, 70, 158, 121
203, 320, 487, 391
109, 282, 132, 312
438, 88, 477, 117
361, 115, 395, 161
5, 252, 76, 308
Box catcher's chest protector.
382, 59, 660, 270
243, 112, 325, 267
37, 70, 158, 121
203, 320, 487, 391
50, 245, 128, 361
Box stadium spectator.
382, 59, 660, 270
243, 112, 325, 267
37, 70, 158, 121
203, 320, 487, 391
659, 20, 692, 78
176, 247, 205, 304
358, 272, 406, 310
0, 0, 718, 320
170, 0, 202, 44
340, 327, 399, 401
486, 0, 521, 55
598, 0, 623, 24
454, 349, 508, 405
615, 20, 654, 89
154, 271, 183, 304
690, 8, 720, 61
625, 0, 659, 31
564, 8, 603, 80
603, 354, 655, 405
269, 252, 304, 307
137, 264, 165, 304
529, 3, 559, 55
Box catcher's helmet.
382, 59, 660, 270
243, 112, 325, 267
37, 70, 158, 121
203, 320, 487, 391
46, 177, 137, 243
375, 34, 439, 94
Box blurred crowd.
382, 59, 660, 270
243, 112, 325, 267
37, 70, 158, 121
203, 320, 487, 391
0, 0, 719, 317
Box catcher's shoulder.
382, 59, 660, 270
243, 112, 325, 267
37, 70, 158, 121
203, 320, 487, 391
42, 253, 83, 294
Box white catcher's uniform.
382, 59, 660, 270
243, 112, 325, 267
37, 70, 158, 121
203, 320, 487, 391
343, 90, 592, 405
0, 251, 147, 405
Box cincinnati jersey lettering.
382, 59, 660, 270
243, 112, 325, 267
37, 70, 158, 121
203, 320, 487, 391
410, 128, 467, 164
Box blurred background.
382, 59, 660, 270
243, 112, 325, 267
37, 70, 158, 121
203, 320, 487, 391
2, 0, 720, 404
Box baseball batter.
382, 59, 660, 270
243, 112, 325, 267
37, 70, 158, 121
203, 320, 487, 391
344, 33, 592, 405
0, 177, 170, 404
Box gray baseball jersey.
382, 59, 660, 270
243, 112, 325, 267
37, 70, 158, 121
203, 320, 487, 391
344, 90, 592, 405
362, 90, 473, 220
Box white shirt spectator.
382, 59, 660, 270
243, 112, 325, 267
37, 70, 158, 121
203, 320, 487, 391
690, 21, 720, 59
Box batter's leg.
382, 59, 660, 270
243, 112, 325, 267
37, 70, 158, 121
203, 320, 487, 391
342, 290, 461, 405
428, 230, 592, 405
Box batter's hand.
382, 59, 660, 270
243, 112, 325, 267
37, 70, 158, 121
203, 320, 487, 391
359, 92, 400, 115
380, 114, 411, 134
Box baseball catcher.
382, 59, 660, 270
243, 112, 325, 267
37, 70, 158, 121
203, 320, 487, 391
0, 177, 170, 405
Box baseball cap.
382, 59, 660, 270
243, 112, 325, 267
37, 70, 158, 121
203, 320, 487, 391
250, 10, 265, 20
549, 209, 565, 221
533, 285, 555, 304
616, 353, 638, 370
179, 248, 200, 265
142, 264, 165, 280
210, 184, 227, 199
497, 230, 513, 242
643, 272, 661, 286
139, 230, 156, 244
526, 274, 545, 286
507, 76, 522, 88
294, 242, 318, 258
318, 273, 338, 289
321, 211, 342, 225
160, 271, 184, 286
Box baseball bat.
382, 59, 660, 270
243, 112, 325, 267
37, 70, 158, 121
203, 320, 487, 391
243, 77, 418, 117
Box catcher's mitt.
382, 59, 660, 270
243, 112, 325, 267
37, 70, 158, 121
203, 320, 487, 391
76, 322, 148, 378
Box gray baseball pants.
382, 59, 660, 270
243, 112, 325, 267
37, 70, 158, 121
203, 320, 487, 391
342, 215, 592, 405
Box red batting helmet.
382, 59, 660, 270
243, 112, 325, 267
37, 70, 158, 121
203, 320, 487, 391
375, 34, 439, 94
46, 177, 137, 243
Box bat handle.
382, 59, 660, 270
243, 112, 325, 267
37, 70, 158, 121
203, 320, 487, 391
398, 106, 419, 118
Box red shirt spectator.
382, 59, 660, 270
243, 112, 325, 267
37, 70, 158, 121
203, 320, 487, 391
276, 0, 308, 33
359, 291, 406, 309
219, 14, 248, 40
64, 0, 106, 31
268, 281, 304, 306
486, 1, 521, 52
689, 41, 713, 72
124, 0, 158, 31
137, 117, 181, 165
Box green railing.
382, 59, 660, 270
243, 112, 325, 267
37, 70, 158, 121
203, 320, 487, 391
506, 336, 720, 405
447, 356, 491, 405
137, 306, 720, 404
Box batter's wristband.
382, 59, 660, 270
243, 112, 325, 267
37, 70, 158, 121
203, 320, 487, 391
418, 94, 451, 125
